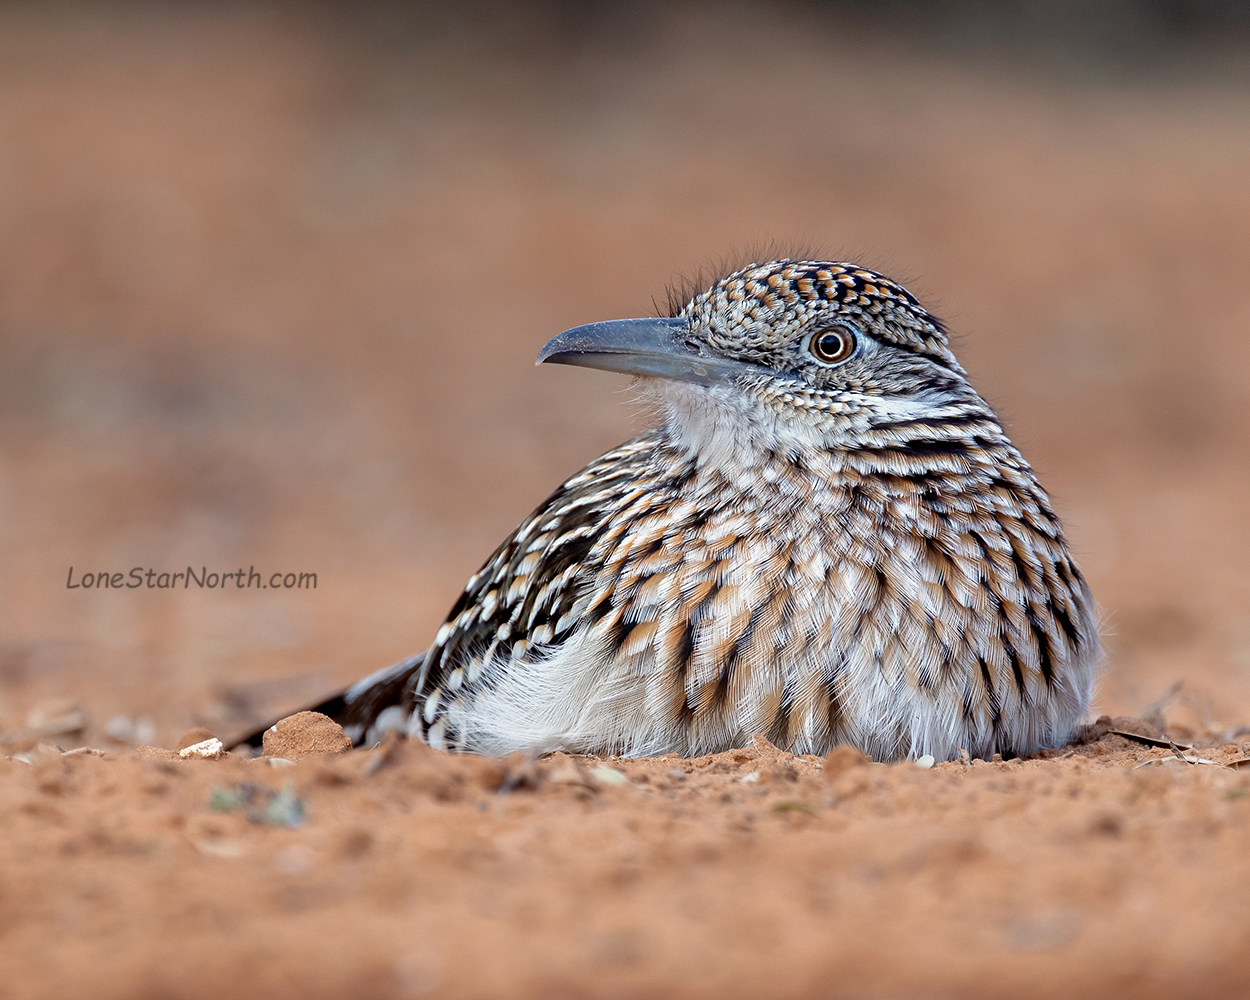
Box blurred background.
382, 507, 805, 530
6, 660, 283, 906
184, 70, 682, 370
1, 0, 1249, 748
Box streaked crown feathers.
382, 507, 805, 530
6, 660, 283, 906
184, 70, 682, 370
676, 259, 958, 369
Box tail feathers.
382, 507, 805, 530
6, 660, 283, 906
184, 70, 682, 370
336, 652, 427, 745
238, 652, 427, 749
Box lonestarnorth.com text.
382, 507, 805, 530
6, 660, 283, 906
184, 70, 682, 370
66, 566, 317, 590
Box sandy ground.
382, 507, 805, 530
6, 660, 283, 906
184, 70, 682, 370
2, 4, 1250, 997
2, 714, 1249, 1000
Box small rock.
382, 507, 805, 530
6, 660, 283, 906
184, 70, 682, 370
179, 738, 224, 759
262, 711, 352, 760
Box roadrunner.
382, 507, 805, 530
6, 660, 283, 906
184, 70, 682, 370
300, 259, 1099, 762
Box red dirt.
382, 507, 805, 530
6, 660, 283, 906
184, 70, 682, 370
2, 720, 1249, 1000
2, 5, 1250, 998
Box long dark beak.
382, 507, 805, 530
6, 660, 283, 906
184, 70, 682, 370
536, 317, 754, 387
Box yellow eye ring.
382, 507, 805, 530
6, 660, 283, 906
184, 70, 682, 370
808, 326, 857, 365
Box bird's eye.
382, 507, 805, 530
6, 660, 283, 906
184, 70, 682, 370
808, 326, 857, 365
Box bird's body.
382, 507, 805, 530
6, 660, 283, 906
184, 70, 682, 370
319, 259, 1099, 762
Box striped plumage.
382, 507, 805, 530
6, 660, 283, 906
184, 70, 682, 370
322, 259, 1099, 762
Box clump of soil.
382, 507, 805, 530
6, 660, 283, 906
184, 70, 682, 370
1, 718, 1248, 1000
261, 711, 354, 760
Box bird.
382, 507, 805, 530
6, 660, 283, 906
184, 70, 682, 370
272, 258, 1099, 763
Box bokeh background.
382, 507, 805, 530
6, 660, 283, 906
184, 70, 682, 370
2, 0, 1250, 748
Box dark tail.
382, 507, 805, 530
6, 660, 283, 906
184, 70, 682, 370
237, 652, 426, 748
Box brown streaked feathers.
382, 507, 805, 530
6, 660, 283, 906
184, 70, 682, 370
287, 259, 1099, 763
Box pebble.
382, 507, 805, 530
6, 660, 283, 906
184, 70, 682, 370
179, 738, 224, 759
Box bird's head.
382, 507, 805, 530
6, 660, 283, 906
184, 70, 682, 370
538, 260, 983, 460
